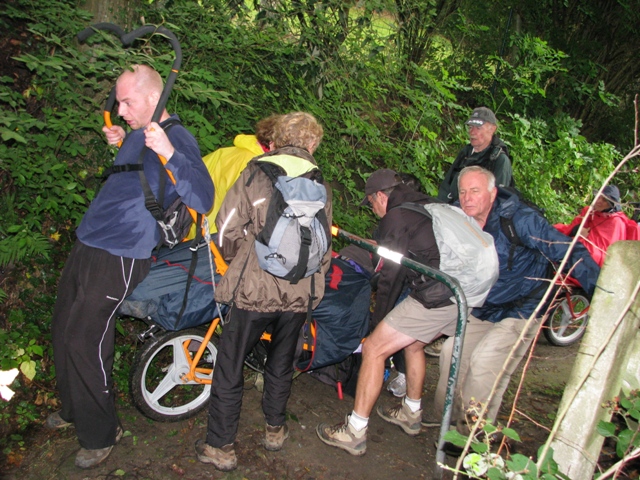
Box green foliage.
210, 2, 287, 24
502, 113, 620, 222
445, 425, 569, 479
599, 390, 640, 460
488, 34, 568, 116
111, 318, 142, 397
0, 310, 45, 381
0, 4, 103, 268
3, 0, 631, 267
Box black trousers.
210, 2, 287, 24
206, 306, 306, 448
51, 240, 150, 449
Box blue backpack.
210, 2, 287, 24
296, 255, 372, 371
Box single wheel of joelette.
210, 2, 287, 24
543, 288, 590, 347
130, 328, 217, 422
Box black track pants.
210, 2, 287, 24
52, 240, 150, 449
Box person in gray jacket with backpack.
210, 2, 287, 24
315, 168, 498, 457
196, 112, 332, 472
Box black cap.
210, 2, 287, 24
361, 169, 401, 206
465, 107, 497, 127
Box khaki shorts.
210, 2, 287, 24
383, 295, 460, 344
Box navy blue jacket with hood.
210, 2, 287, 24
472, 188, 600, 323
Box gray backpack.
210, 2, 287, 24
254, 163, 329, 284
400, 202, 499, 307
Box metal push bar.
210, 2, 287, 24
331, 226, 468, 479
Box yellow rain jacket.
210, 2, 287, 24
186, 134, 265, 239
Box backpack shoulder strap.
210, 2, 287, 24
102, 163, 144, 178
396, 202, 433, 219
101, 120, 182, 181
499, 216, 522, 271
258, 161, 285, 183
488, 138, 515, 187
490, 135, 511, 159
245, 160, 285, 188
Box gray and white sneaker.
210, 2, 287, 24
386, 372, 407, 397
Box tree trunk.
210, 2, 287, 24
79, 0, 137, 29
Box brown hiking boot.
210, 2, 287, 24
74, 426, 123, 469
45, 411, 73, 430
316, 415, 367, 456
420, 409, 441, 428
264, 423, 289, 451
195, 439, 237, 472
377, 400, 422, 436
423, 336, 447, 357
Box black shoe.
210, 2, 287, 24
438, 441, 463, 457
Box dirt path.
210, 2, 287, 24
4, 339, 578, 480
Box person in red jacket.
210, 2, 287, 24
555, 185, 640, 266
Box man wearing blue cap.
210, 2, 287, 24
438, 107, 513, 203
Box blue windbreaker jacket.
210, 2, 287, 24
472, 188, 600, 322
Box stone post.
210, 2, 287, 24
550, 241, 640, 478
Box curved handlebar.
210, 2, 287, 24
78, 23, 182, 125
121, 25, 182, 123
77, 22, 126, 43
102, 87, 120, 146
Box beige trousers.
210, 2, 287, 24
434, 315, 541, 432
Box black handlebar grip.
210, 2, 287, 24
77, 22, 125, 43
104, 86, 117, 116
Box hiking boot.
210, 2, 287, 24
74, 426, 123, 469
386, 372, 406, 397
195, 439, 237, 472
45, 411, 73, 430
424, 336, 447, 357
377, 400, 421, 436
264, 423, 289, 451
316, 416, 367, 456
420, 410, 441, 428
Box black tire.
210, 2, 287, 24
129, 328, 217, 422
543, 289, 590, 347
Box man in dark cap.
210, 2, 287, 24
555, 184, 640, 266
315, 168, 498, 456
438, 107, 513, 203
